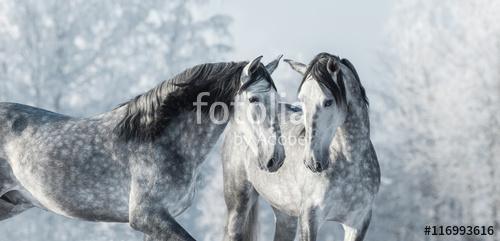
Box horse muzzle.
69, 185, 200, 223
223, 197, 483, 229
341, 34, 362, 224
304, 156, 329, 173
260, 145, 285, 172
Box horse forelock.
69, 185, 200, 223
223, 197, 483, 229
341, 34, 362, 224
114, 61, 248, 142
298, 53, 347, 108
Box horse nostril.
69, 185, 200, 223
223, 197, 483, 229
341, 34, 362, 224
267, 158, 275, 169
315, 162, 322, 171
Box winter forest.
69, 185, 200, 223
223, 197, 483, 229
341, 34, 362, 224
0, 0, 499, 241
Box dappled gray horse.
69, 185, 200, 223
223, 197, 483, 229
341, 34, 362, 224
0, 56, 284, 241
222, 53, 380, 241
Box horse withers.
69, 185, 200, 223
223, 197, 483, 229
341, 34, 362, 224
0, 56, 284, 241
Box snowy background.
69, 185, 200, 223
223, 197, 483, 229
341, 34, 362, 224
0, 0, 499, 240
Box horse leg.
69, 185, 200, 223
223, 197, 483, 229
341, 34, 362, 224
0, 189, 31, 220
0, 159, 15, 220
0, 158, 32, 220
142, 233, 188, 241
129, 200, 194, 241
223, 180, 259, 241
128, 174, 195, 241
223, 190, 259, 241
342, 210, 372, 241
298, 209, 319, 241
272, 207, 297, 241
0, 198, 15, 220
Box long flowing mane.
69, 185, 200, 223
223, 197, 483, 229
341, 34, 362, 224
114, 61, 276, 141
115, 62, 246, 141
340, 58, 369, 106
297, 53, 369, 108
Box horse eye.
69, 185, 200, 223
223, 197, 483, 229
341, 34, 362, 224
249, 96, 260, 103
323, 100, 334, 107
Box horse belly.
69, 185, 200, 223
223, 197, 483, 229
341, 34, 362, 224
6, 142, 131, 222
15, 164, 131, 222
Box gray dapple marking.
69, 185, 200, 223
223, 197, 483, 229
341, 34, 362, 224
222, 53, 380, 241
0, 56, 284, 241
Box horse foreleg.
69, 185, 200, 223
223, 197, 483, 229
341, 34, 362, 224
298, 209, 319, 241
223, 191, 259, 241
272, 207, 297, 241
128, 173, 195, 241
342, 210, 372, 241
223, 179, 259, 241
129, 203, 195, 241
0, 190, 33, 220
0, 198, 15, 220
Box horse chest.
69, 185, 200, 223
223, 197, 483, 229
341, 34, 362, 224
168, 177, 197, 217
321, 159, 378, 219
145, 119, 225, 216
248, 161, 322, 216
157, 162, 200, 217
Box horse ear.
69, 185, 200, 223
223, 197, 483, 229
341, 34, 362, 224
284, 59, 307, 76
326, 58, 340, 75
265, 54, 283, 75
244, 56, 263, 76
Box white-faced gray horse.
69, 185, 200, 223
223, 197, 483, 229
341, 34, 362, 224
222, 53, 380, 241
0, 56, 285, 241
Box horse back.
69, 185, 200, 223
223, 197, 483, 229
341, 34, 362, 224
0, 102, 69, 136
0, 102, 131, 222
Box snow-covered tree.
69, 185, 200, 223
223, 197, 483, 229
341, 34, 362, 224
372, 0, 500, 240
0, 0, 231, 115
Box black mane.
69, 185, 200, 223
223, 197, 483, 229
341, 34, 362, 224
298, 52, 368, 107
298, 53, 346, 107
114, 61, 276, 141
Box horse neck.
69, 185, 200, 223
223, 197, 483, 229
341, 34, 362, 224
156, 111, 229, 166
89, 105, 127, 130
331, 101, 371, 162
97, 105, 228, 168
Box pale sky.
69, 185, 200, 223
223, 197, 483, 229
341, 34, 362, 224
206, 0, 393, 97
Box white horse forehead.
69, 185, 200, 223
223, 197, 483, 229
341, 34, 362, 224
298, 77, 331, 102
